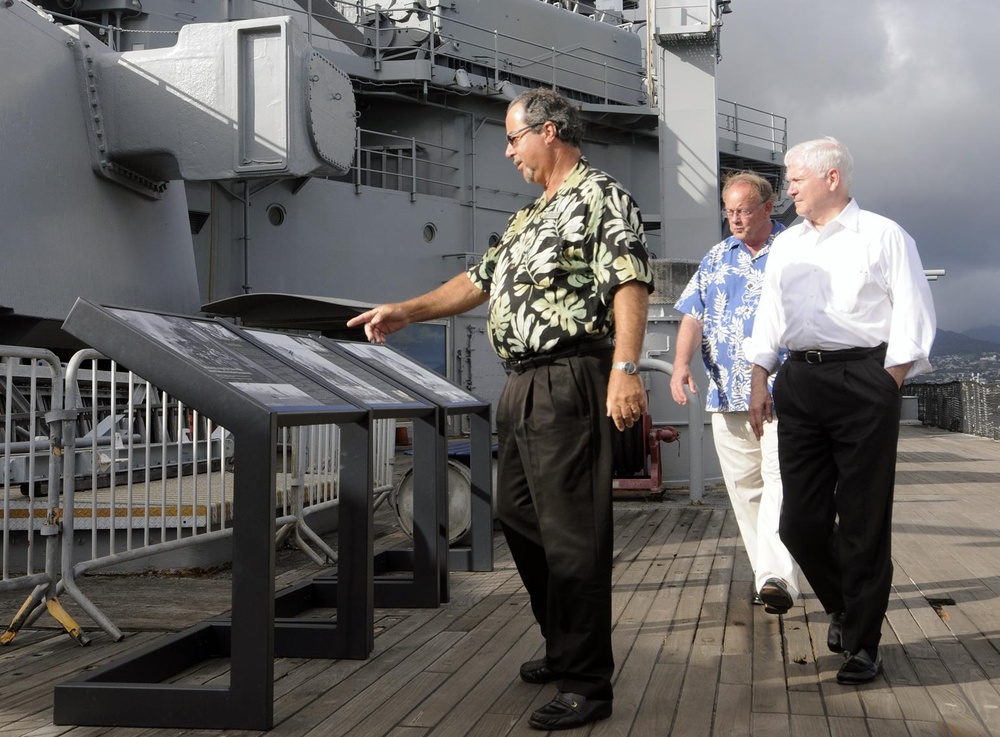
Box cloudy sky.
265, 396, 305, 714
714, 0, 999, 334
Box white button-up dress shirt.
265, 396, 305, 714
747, 199, 936, 379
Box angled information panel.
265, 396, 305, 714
243, 328, 428, 414
325, 338, 494, 576
105, 307, 356, 413
334, 340, 483, 410
54, 299, 374, 731
238, 326, 448, 609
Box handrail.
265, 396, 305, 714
639, 357, 704, 502
717, 98, 787, 155
253, 0, 646, 105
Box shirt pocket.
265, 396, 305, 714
831, 264, 884, 316
513, 233, 569, 289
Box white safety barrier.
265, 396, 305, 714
0, 349, 76, 643
1, 346, 395, 644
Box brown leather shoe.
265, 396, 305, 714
528, 692, 612, 730
519, 658, 560, 684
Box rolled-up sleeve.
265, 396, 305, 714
745, 242, 785, 373
884, 228, 937, 377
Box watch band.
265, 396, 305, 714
612, 361, 639, 375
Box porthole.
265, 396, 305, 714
266, 204, 286, 227
487, 232, 501, 247
423, 223, 437, 242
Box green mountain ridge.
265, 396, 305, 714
931, 329, 1000, 358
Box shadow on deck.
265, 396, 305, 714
2, 425, 1000, 736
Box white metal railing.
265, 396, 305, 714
0, 345, 395, 644
1, 351, 62, 592
255, 0, 646, 105
717, 99, 787, 155
0, 349, 84, 644
349, 127, 463, 200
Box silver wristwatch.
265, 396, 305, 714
612, 361, 639, 375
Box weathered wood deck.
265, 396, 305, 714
2, 424, 1000, 736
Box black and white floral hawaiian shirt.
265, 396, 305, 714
468, 159, 652, 361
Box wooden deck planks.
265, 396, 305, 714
2, 426, 1000, 735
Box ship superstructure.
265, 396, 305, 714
1, 0, 789, 483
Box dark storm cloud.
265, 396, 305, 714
715, 0, 1000, 331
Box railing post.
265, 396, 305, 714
733, 101, 741, 151
428, 4, 436, 69
411, 136, 418, 201
493, 30, 499, 90
373, 8, 382, 72
354, 127, 362, 193
58, 349, 124, 641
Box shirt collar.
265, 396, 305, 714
557, 157, 589, 193
837, 198, 861, 231
725, 220, 785, 258
533, 157, 588, 209
803, 198, 859, 235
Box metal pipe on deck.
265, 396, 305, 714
639, 357, 704, 502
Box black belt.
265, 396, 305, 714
502, 337, 615, 374
787, 343, 886, 365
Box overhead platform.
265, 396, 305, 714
579, 103, 659, 131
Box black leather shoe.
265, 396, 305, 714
759, 578, 793, 615
752, 592, 764, 606
827, 612, 845, 654
528, 692, 612, 730
519, 658, 560, 684
837, 648, 882, 684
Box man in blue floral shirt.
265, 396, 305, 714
349, 89, 652, 731
671, 171, 799, 615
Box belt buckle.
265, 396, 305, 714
504, 358, 527, 374
804, 350, 822, 365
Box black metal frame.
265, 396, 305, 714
321, 339, 494, 580
52, 300, 494, 729
54, 301, 373, 729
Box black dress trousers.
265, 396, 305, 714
773, 354, 902, 655
494, 351, 615, 700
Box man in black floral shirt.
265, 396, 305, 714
348, 88, 652, 730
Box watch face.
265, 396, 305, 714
615, 361, 638, 375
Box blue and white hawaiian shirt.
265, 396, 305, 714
674, 222, 785, 412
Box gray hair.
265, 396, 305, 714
509, 88, 586, 147
784, 136, 854, 189
721, 171, 776, 204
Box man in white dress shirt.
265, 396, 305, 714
747, 137, 936, 684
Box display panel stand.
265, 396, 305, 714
53, 300, 495, 729
53, 300, 376, 730
237, 327, 446, 610
327, 339, 493, 579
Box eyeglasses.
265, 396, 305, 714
506, 123, 542, 146
722, 201, 764, 220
